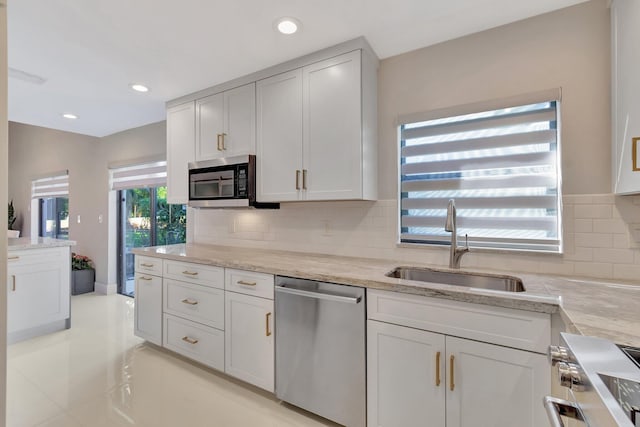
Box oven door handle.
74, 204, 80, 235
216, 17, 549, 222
543, 396, 585, 427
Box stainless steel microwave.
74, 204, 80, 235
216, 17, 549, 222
188, 155, 279, 209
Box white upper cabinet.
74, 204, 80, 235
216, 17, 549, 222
256, 69, 303, 202
612, 0, 640, 194
303, 51, 364, 200
196, 83, 256, 161
257, 49, 378, 202
166, 101, 195, 204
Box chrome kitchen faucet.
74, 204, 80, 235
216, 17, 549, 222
444, 199, 469, 269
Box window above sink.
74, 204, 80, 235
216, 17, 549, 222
398, 88, 563, 253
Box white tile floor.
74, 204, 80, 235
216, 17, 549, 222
7, 293, 336, 427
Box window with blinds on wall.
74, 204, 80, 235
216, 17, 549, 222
399, 89, 562, 252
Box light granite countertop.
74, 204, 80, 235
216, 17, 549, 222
8, 237, 76, 250
133, 243, 640, 347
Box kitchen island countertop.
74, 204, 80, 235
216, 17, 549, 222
133, 243, 640, 347
8, 237, 76, 250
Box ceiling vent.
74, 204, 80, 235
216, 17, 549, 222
9, 67, 47, 85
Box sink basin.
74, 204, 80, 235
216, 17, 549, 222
386, 267, 525, 292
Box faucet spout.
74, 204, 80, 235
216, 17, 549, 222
444, 199, 469, 269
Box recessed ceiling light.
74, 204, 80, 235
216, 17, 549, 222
130, 83, 150, 93
275, 17, 301, 35
62, 113, 78, 120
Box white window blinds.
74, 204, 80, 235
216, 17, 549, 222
32, 171, 69, 199
399, 91, 562, 252
110, 161, 167, 191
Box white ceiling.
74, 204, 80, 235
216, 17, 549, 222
8, 0, 588, 137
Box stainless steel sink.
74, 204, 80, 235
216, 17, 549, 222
386, 266, 525, 292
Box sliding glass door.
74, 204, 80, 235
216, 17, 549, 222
117, 187, 186, 296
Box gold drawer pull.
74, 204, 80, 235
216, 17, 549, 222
450, 355, 455, 391
302, 169, 308, 190
435, 351, 441, 387
181, 298, 198, 306
266, 312, 272, 337
295, 170, 301, 190
181, 336, 199, 345
139, 276, 152, 281
221, 133, 227, 150
8, 256, 19, 261
182, 271, 199, 276
237, 280, 257, 286
140, 263, 154, 268
11, 275, 16, 292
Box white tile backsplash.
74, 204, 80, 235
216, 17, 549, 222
191, 194, 640, 283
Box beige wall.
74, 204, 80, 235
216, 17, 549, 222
8, 122, 100, 254
7, 121, 165, 287
378, 0, 611, 198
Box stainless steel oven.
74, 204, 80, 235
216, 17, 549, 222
545, 333, 640, 426
188, 155, 278, 209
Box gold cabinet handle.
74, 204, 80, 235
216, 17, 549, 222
237, 280, 257, 287
181, 336, 199, 345
295, 170, 301, 190
217, 133, 222, 151
139, 276, 152, 281
450, 355, 455, 391
182, 271, 199, 276
266, 312, 272, 337
11, 275, 16, 292
140, 263, 154, 268
302, 169, 307, 190
8, 256, 19, 261
435, 351, 441, 387
221, 133, 227, 150
181, 298, 198, 306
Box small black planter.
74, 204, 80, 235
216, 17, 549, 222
72, 269, 95, 295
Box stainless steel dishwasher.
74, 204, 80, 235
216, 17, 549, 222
275, 276, 366, 427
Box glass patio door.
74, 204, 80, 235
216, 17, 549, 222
118, 187, 186, 296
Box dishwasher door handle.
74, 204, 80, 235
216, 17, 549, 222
276, 285, 362, 304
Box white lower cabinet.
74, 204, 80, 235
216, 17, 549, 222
445, 336, 549, 427
367, 289, 551, 427
134, 272, 163, 346
367, 321, 445, 427
7, 247, 71, 339
368, 320, 549, 427
225, 280, 274, 392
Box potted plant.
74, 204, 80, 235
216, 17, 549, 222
71, 253, 95, 295
7, 200, 19, 238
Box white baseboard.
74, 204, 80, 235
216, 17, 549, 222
95, 282, 117, 295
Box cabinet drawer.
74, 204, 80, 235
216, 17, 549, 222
164, 260, 224, 288
163, 314, 224, 371
163, 279, 224, 329
8, 247, 67, 267
135, 256, 163, 276
367, 290, 550, 354
225, 269, 274, 300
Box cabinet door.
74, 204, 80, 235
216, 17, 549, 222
256, 69, 303, 202
224, 83, 256, 157
445, 336, 549, 427
225, 291, 274, 392
195, 92, 225, 160
7, 260, 70, 334
612, 0, 640, 194
134, 273, 162, 346
367, 320, 446, 427
303, 50, 362, 200
166, 102, 195, 204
